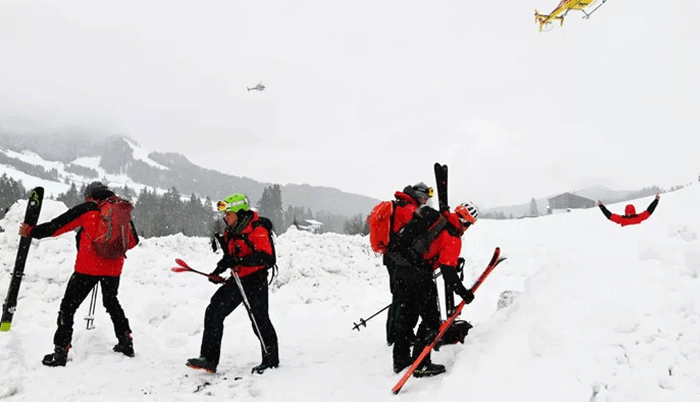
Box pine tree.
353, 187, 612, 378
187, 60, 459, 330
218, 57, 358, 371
0, 174, 27, 219
256, 185, 284, 233
56, 182, 82, 207
530, 198, 539, 217
343, 213, 366, 235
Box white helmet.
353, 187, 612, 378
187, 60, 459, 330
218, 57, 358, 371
455, 201, 479, 225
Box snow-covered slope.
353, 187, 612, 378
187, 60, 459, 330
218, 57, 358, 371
0, 144, 168, 199
1, 185, 699, 401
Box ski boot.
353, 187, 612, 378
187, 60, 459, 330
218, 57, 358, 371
186, 356, 217, 373
412, 362, 446, 378
42, 345, 70, 367
251, 355, 279, 374
113, 332, 134, 357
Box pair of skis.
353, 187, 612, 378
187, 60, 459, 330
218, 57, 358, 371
434, 163, 457, 317
392, 247, 506, 394
1, 187, 44, 332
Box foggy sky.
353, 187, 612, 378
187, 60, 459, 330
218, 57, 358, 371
1, 0, 698, 208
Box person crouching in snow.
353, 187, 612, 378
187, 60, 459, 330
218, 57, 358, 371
598, 193, 660, 227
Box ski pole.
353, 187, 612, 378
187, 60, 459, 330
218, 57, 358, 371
231, 270, 268, 355
171, 259, 225, 283
85, 282, 99, 330
174, 259, 267, 354
352, 303, 391, 331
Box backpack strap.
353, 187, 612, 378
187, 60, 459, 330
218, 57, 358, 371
386, 200, 407, 250
226, 218, 278, 284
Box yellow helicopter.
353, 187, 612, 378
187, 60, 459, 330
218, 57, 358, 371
535, 0, 607, 32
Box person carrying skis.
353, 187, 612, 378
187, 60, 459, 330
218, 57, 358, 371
598, 193, 660, 227
18, 182, 139, 366
391, 201, 478, 377
187, 193, 279, 374
383, 182, 434, 346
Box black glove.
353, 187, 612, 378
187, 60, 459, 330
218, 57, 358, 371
207, 271, 225, 285
211, 258, 231, 276
455, 285, 474, 304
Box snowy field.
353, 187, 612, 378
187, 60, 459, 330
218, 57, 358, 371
1, 184, 699, 401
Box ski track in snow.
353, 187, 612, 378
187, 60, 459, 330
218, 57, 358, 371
1, 185, 700, 401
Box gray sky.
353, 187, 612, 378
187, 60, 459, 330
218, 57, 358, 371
1, 0, 698, 208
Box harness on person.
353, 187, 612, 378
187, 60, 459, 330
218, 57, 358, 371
215, 217, 278, 283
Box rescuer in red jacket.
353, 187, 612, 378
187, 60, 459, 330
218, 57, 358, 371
391, 201, 478, 378
187, 193, 278, 375
598, 193, 660, 227
19, 182, 139, 367
383, 182, 434, 346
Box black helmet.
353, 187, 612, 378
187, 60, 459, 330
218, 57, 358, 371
411, 182, 434, 200
84, 182, 111, 200
403, 182, 434, 204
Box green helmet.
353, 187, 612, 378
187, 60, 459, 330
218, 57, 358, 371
217, 193, 249, 213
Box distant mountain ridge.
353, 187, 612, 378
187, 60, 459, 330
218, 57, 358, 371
0, 132, 379, 218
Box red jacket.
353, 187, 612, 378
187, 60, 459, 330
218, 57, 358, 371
423, 212, 465, 270
599, 198, 659, 227
29, 201, 139, 276
222, 211, 275, 279
391, 191, 421, 234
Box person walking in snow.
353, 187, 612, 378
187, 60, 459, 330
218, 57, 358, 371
598, 193, 660, 227
382, 182, 434, 346
187, 193, 279, 374
19, 182, 139, 366
391, 201, 478, 377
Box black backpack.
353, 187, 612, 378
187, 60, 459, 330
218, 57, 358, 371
389, 206, 448, 264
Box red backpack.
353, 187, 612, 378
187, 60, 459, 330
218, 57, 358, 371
90, 195, 134, 259
368, 201, 395, 253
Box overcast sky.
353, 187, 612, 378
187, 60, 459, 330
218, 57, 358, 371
1, 0, 698, 208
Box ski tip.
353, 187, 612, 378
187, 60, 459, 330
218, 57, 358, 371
0, 322, 11, 332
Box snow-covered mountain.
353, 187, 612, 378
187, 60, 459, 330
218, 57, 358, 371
1, 183, 698, 401
0, 132, 379, 218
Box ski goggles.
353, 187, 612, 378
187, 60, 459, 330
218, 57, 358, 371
216, 200, 247, 212
415, 186, 434, 198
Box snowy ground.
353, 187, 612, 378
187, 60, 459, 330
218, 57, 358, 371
1, 184, 699, 401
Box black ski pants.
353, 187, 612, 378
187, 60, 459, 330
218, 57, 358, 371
54, 272, 131, 348
392, 266, 440, 366
200, 269, 278, 366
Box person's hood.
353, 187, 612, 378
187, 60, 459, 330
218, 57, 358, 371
625, 204, 636, 216
394, 191, 420, 206
444, 211, 468, 236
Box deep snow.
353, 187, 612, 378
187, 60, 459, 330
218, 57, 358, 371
1, 184, 699, 401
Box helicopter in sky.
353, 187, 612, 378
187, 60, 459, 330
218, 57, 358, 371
247, 81, 265, 92
535, 0, 607, 32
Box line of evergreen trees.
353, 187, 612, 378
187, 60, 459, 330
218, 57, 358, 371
0, 173, 27, 222
1, 176, 369, 237
55, 182, 219, 238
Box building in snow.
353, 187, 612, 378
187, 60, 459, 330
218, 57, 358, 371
547, 192, 596, 213
294, 218, 323, 234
